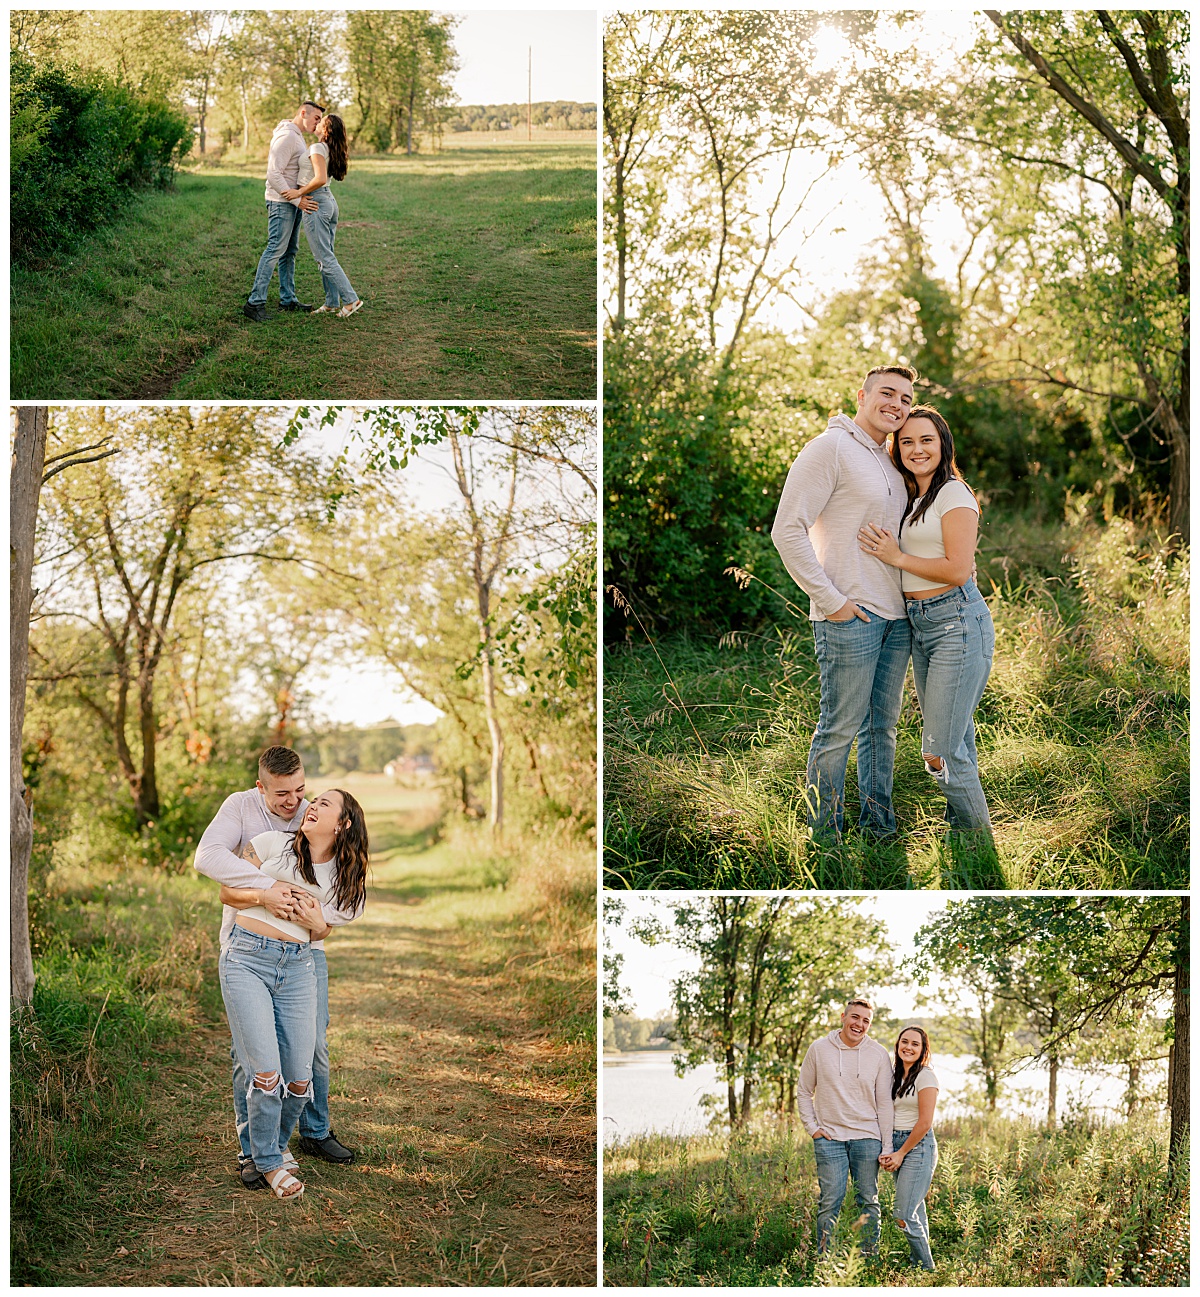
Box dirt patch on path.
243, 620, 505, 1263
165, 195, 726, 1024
48, 838, 596, 1286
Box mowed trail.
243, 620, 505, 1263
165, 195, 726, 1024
56, 779, 596, 1286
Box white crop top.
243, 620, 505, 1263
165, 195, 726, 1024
899, 479, 979, 592
299, 141, 329, 188
235, 830, 336, 943
893, 1065, 939, 1130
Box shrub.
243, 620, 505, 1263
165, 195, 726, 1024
10, 49, 191, 263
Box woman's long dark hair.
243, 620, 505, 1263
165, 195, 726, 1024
291, 789, 369, 915
321, 114, 348, 182
891, 1025, 932, 1100
891, 404, 976, 529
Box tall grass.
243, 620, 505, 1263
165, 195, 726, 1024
603, 1113, 1188, 1286
604, 515, 1188, 889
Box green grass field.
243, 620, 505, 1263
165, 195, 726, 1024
604, 517, 1188, 890
603, 1115, 1188, 1286
11, 143, 596, 400
12, 775, 596, 1285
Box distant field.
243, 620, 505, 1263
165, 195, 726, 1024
11, 143, 596, 400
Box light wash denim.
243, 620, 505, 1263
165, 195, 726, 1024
890, 1128, 938, 1270
907, 580, 995, 830
812, 1135, 882, 1255
248, 200, 304, 307
298, 948, 332, 1140
232, 946, 331, 1154
807, 612, 911, 838
302, 188, 359, 309
219, 925, 316, 1173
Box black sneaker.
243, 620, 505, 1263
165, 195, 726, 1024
242, 302, 269, 323
238, 1155, 267, 1189
298, 1131, 356, 1164
279, 301, 314, 313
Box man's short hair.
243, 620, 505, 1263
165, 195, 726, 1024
845, 997, 874, 1014
862, 365, 917, 392
258, 746, 303, 780
301, 99, 326, 115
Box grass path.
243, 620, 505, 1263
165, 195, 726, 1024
11, 144, 596, 400
28, 780, 596, 1286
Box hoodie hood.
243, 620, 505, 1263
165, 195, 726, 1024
826, 413, 894, 496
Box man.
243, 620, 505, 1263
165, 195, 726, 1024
772, 366, 915, 840
194, 744, 357, 1186
243, 100, 323, 323
797, 999, 894, 1258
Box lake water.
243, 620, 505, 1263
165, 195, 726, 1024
603, 1049, 1165, 1145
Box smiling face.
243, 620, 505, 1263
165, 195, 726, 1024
895, 417, 943, 484
840, 1001, 873, 1047
258, 767, 306, 819
302, 789, 345, 837
897, 1029, 925, 1066
856, 372, 914, 442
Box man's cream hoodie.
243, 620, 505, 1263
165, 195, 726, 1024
797, 1028, 895, 1148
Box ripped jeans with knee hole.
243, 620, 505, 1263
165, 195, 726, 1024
907, 580, 994, 831
890, 1129, 938, 1270
219, 926, 316, 1173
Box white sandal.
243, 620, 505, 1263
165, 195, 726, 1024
263, 1165, 305, 1201
312, 304, 336, 314
337, 299, 364, 319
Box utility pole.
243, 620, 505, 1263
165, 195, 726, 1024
527, 45, 532, 141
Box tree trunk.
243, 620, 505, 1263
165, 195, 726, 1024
1046, 1054, 1058, 1130
480, 638, 504, 836
11, 407, 49, 1006
725, 1043, 738, 1128
1168, 896, 1189, 1178
407, 84, 416, 155
1126, 1060, 1140, 1119
136, 674, 160, 827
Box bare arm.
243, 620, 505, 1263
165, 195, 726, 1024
860, 508, 978, 587
220, 879, 304, 921
881, 1087, 937, 1168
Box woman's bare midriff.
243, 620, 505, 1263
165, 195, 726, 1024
235, 914, 306, 943
905, 584, 955, 600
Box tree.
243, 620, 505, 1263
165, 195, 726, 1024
31, 407, 324, 829
971, 12, 1189, 538
11, 407, 117, 1005
916, 895, 1187, 1172
647, 896, 892, 1126
345, 11, 458, 154
181, 10, 230, 154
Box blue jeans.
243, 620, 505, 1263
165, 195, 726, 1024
231, 947, 331, 1153
219, 926, 316, 1173
813, 1136, 881, 1255
808, 612, 911, 838
891, 1129, 938, 1269
298, 949, 331, 1139
907, 580, 994, 830
248, 200, 303, 306
302, 188, 358, 308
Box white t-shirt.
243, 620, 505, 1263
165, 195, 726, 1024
893, 1065, 939, 1130
899, 479, 979, 593
300, 141, 329, 188
235, 830, 336, 945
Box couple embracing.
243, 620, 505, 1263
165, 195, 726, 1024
799, 999, 940, 1271
243, 99, 364, 323
773, 365, 994, 841
194, 746, 369, 1201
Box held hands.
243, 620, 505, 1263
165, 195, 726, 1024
859, 522, 902, 567
878, 1150, 905, 1171
260, 883, 318, 927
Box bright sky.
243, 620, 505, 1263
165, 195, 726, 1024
452, 10, 597, 105
683, 11, 987, 339
607, 893, 974, 1021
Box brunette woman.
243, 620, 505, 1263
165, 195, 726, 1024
880, 1026, 940, 1270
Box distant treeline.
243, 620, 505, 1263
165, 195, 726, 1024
447, 100, 596, 132
297, 721, 437, 777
